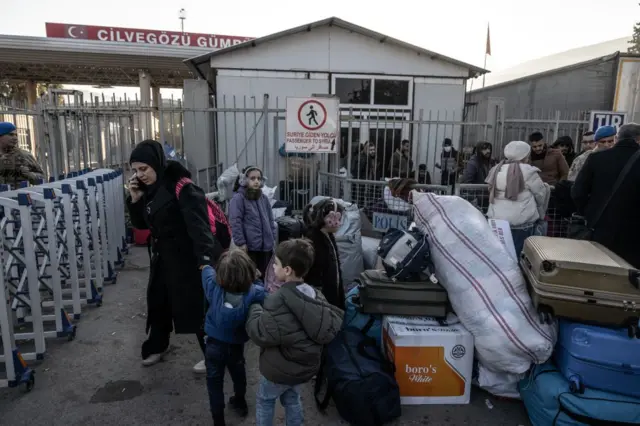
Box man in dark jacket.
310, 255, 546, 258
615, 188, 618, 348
461, 141, 492, 184
389, 139, 413, 177
572, 123, 640, 268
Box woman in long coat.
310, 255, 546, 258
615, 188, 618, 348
126, 140, 223, 369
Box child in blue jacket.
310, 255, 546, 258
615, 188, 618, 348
201, 248, 266, 426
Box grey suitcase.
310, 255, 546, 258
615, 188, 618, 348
356, 269, 449, 317
520, 236, 640, 337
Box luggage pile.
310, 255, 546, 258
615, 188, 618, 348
329, 225, 476, 426
407, 191, 640, 424
518, 236, 640, 425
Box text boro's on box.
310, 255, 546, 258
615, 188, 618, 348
285, 97, 339, 154
383, 316, 474, 405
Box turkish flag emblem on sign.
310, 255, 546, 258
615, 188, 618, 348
65, 25, 88, 39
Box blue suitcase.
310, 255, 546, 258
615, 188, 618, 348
555, 319, 640, 398
519, 362, 640, 426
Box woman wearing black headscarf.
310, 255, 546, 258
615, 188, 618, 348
126, 140, 223, 370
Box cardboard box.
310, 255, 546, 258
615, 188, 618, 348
383, 315, 474, 405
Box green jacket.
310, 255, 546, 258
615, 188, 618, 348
246, 282, 343, 385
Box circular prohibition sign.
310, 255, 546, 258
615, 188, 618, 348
297, 100, 327, 131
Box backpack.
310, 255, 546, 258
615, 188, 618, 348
175, 177, 232, 250
377, 228, 435, 282
314, 320, 401, 426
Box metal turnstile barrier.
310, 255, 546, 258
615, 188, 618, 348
0, 168, 127, 391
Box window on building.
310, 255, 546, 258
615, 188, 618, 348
374, 79, 410, 106
334, 78, 371, 105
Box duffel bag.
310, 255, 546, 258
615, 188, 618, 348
344, 286, 382, 348
519, 362, 640, 426
315, 321, 401, 426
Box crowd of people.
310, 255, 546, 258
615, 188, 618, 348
3, 117, 640, 424
125, 140, 348, 425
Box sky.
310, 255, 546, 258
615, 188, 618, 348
3, 0, 639, 98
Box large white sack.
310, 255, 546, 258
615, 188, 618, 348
361, 236, 381, 270
216, 164, 240, 201
412, 191, 556, 374
473, 362, 523, 400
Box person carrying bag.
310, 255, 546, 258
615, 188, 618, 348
568, 149, 640, 240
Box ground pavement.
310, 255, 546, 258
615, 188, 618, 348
0, 247, 532, 426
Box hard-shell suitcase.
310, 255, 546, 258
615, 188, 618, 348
554, 319, 640, 398
520, 236, 640, 337
519, 362, 640, 426
356, 269, 449, 317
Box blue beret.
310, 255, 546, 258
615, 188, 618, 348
0, 122, 17, 136
594, 125, 616, 141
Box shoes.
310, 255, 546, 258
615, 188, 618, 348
213, 413, 226, 426
141, 349, 169, 366
229, 395, 249, 417
193, 359, 206, 374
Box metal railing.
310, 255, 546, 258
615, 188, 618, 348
318, 173, 568, 238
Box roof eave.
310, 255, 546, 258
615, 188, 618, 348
183, 16, 487, 76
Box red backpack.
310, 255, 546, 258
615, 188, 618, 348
175, 177, 232, 249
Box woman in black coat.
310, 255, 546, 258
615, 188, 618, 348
126, 140, 223, 369
302, 199, 346, 310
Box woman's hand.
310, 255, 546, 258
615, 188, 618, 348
128, 176, 143, 203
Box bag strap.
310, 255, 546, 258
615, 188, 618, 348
590, 149, 640, 228
175, 177, 192, 198
313, 349, 333, 410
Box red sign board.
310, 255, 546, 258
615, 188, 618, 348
45, 22, 253, 49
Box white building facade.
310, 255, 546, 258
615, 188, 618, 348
184, 17, 486, 183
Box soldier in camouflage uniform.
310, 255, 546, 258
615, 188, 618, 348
0, 122, 45, 188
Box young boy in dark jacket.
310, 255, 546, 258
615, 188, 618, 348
246, 239, 344, 426
201, 249, 266, 426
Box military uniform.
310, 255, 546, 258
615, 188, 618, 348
0, 148, 45, 188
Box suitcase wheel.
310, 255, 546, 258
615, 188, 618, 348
568, 376, 585, 394
628, 323, 639, 339
538, 307, 554, 325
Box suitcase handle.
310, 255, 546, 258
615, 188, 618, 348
628, 270, 640, 290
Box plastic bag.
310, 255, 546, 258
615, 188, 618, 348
361, 236, 381, 270
412, 191, 556, 374
473, 361, 523, 399
263, 184, 277, 207
216, 164, 240, 202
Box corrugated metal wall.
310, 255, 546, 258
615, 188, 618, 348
467, 56, 618, 117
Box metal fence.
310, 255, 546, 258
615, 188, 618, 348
1, 91, 588, 220
0, 92, 185, 180
319, 172, 568, 238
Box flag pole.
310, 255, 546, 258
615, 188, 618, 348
482, 54, 487, 88
483, 22, 490, 88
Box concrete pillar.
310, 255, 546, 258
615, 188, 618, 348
25, 81, 38, 108
139, 70, 152, 140
183, 79, 211, 176
152, 86, 161, 108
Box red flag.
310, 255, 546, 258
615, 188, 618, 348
485, 23, 491, 56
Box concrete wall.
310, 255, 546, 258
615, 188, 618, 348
209, 26, 470, 78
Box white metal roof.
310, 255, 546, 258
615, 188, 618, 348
0, 34, 214, 87
473, 37, 630, 91
184, 17, 488, 79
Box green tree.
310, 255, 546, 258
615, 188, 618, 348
629, 5, 640, 53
